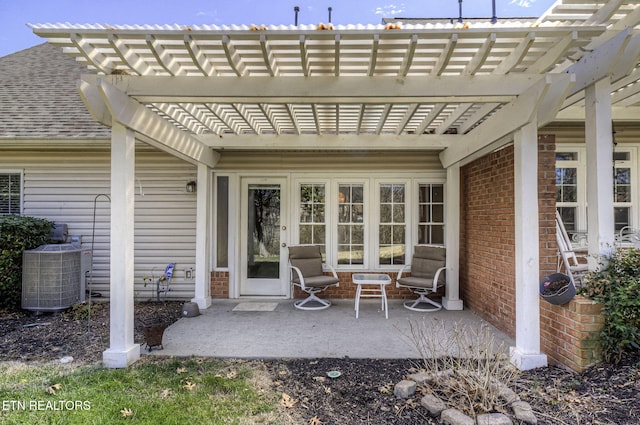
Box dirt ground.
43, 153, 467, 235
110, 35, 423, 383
1, 301, 639, 424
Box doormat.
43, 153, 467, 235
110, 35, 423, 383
232, 302, 279, 312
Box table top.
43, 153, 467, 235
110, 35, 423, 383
352, 273, 392, 284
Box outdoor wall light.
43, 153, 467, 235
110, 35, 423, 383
186, 181, 197, 193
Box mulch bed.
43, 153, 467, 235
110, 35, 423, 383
1, 301, 639, 424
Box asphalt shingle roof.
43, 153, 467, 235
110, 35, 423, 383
0, 43, 111, 140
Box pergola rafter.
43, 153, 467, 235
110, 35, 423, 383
28, 1, 640, 149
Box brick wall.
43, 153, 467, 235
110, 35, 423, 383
211, 271, 420, 299
540, 295, 604, 372
210, 271, 423, 300
211, 271, 229, 298
294, 272, 421, 299
460, 135, 557, 337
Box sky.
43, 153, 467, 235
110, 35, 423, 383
0, 0, 555, 57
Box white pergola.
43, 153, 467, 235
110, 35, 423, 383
30, 0, 640, 369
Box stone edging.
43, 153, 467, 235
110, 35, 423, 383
394, 371, 538, 425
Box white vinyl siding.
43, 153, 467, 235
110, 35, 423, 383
0, 147, 197, 300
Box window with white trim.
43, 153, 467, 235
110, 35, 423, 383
378, 183, 406, 265
298, 183, 327, 254
555, 151, 581, 233
418, 183, 444, 245
293, 175, 445, 269
0, 173, 21, 215
555, 146, 637, 234
337, 183, 365, 265
613, 151, 633, 231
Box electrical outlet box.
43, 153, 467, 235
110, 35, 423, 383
185, 268, 194, 279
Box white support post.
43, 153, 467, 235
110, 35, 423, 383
192, 163, 212, 310
443, 163, 463, 310
103, 122, 140, 368
510, 121, 547, 371
585, 79, 615, 261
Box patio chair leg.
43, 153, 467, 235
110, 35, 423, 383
294, 292, 332, 310
403, 293, 442, 312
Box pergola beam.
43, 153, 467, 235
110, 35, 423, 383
95, 79, 219, 167
440, 74, 572, 167
197, 133, 456, 150
89, 74, 534, 103
574, 29, 633, 91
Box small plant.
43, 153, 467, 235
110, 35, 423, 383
407, 319, 517, 417
66, 302, 102, 321
580, 249, 640, 363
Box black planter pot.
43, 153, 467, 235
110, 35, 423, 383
540, 273, 576, 305
142, 320, 169, 351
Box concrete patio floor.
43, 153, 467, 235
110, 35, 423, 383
150, 299, 515, 360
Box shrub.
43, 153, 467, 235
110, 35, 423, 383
0, 215, 54, 310
580, 249, 640, 363
407, 319, 517, 418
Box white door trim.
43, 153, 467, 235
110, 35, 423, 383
239, 176, 290, 297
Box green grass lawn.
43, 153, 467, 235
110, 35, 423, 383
0, 357, 285, 425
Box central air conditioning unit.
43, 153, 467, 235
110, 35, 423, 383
22, 244, 92, 312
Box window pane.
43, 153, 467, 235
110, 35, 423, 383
613, 151, 630, 161
431, 225, 444, 245
379, 226, 391, 245
393, 225, 405, 243
614, 168, 631, 203
313, 226, 325, 246
556, 167, 578, 203
380, 185, 392, 203
300, 204, 313, 223
352, 225, 364, 244
379, 184, 406, 265
393, 204, 404, 222
556, 152, 578, 161
418, 184, 445, 245
338, 224, 349, 244
419, 205, 429, 222
352, 186, 363, 203
556, 168, 577, 185
432, 185, 444, 203
615, 168, 630, 184
313, 205, 325, 223
300, 225, 312, 243
337, 183, 363, 264
615, 187, 631, 203
419, 185, 429, 202
380, 204, 392, 223
614, 207, 630, 231
352, 205, 364, 223
299, 183, 326, 249
0, 174, 21, 215
433, 205, 444, 222
558, 207, 576, 233
216, 176, 229, 268
393, 185, 405, 203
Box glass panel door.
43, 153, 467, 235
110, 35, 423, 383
240, 178, 288, 296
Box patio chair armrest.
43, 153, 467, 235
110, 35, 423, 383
289, 265, 306, 290
432, 266, 447, 292
396, 265, 410, 287
322, 263, 339, 286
